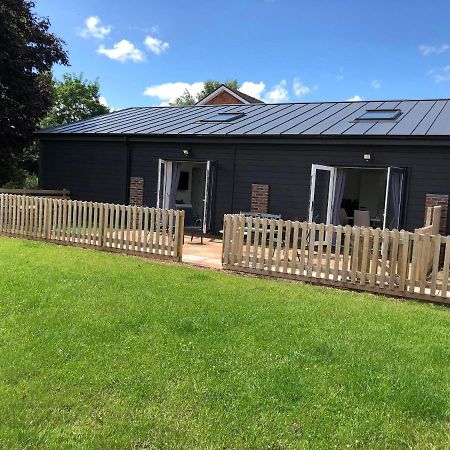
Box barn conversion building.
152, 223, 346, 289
37, 99, 450, 234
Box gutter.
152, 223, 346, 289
34, 132, 450, 148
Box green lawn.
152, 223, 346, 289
0, 237, 449, 449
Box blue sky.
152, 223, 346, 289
37, 0, 450, 109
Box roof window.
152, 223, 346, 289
357, 109, 402, 121
202, 112, 245, 123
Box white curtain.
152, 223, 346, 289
168, 162, 181, 210
332, 168, 346, 225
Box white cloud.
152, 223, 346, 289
371, 79, 381, 89
78, 16, 111, 39
292, 78, 318, 98
264, 80, 289, 102
144, 35, 169, 55
143, 81, 204, 104
428, 66, 450, 83
99, 96, 108, 107
293, 78, 311, 97
97, 40, 144, 62
418, 44, 450, 56
347, 95, 363, 101
239, 81, 265, 99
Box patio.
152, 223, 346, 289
182, 236, 223, 268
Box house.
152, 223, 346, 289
196, 84, 264, 105
37, 99, 450, 235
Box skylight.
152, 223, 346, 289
202, 112, 245, 123
357, 109, 402, 121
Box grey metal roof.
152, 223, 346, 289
37, 99, 450, 137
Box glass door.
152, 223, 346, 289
383, 167, 406, 230
308, 164, 336, 224
156, 159, 172, 209
202, 160, 216, 233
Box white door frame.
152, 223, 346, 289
203, 160, 211, 234
308, 164, 336, 224
156, 158, 164, 208
157, 159, 173, 209
157, 159, 213, 233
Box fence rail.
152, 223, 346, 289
0, 188, 70, 199
222, 213, 450, 304
0, 194, 184, 261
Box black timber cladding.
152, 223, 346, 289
37, 99, 450, 137
39, 136, 450, 234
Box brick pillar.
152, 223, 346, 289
425, 193, 448, 234
129, 177, 144, 206
251, 184, 269, 213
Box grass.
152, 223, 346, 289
0, 237, 449, 449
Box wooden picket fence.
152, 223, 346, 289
0, 194, 184, 261
222, 212, 450, 304
0, 188, 70, 199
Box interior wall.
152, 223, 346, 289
176, 162, 193, 205
191, 165, 206, 220
342, 169, 387, 220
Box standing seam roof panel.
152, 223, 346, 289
220, 104, 294, 134
36, 99, 450, 137
305, 102, 367, 135
387, 100, 435, 135
242, 104, 309, 134
45, 107, 138, 133
263, 103, 333, 134
411, 100, 447, 135
426, 101, 450, 135
94, 106, 185, 133
284, 103, 351, 134
254, 104, 317, 134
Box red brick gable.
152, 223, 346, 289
202, 90, 246, 105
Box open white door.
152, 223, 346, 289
156, 159, 173, 209
202, 160, 215, 233
308, 164, 336, 224
383, 166, 406, 230
156, 159, 165, 208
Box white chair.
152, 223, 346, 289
354, 210, 370, 227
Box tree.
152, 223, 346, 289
0, 0, 69, 185
170, 89, 196, 106
170, 79, 239, 106
5, 73, 111, 187
41, 73, 110, 129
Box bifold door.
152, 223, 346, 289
383, 167, 406, 230
308, 164, 336, 224
157, 159, 171, 209
203, 160, 216, 233
158, 159, 216, 233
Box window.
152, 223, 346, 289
356, 109, 402, 121
202, 112, 245, 123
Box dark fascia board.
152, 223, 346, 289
34, 132, 450, 147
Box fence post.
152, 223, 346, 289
177, 209, 185, 262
